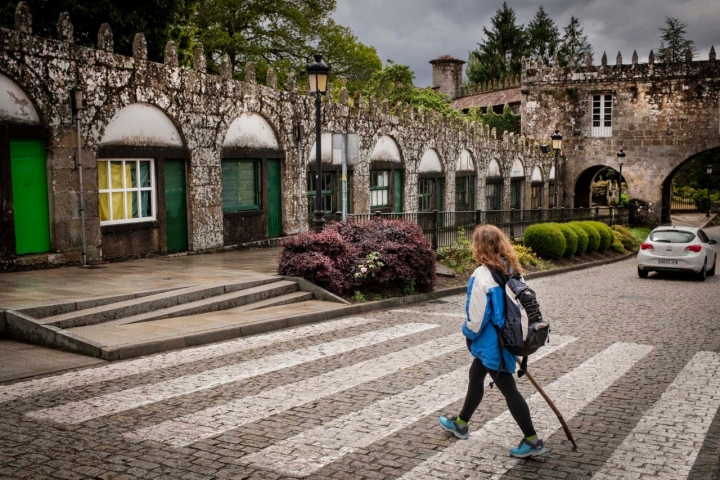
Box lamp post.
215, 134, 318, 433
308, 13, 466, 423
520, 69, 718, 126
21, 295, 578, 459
551, 130, 563, 208
707, 164, 713, 218
617, 148, 626, 208
307, 54, 330, 233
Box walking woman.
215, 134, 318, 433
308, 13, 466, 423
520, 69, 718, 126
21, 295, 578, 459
438, 224, 546, 458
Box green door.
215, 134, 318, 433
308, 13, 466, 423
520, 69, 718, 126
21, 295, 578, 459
267, 159, 282, 238
393, 170, 403, 213
164, 160, 189, 253
436, 177, 444, 211
10, 139, 50, 255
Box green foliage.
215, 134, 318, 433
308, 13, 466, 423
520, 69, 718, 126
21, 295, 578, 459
403, 278, 416, 296
630, 227, 652, 245
567, 222, 589, 254
523, 224, 566, 260
513, 244, 542, 267
610, 193, 629, 207
466, 2, 527, 85
611, 236, 627, 254
354, 251, 385, 282
362, 61, 453, 114
0, 0, 191, 62
587, 221, 612, 252
558, 16, 593, 67
671, 149, 720, 191
352, 291, 366, 303
466, 105, 521, 135
574, 222, 600, 253
612, 225, 639, 251
527, 6, 560, 66
436, 228, 475, 274
658, 17, 695, 63
552, 223, 579, 257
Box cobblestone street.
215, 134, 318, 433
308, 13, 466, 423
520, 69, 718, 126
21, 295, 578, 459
1, 228, 719, 479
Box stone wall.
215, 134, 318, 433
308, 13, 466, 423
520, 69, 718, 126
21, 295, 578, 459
0, 6, 551, 268
520, 50, 720, 221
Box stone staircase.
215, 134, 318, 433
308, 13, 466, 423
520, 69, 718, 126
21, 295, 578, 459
4, 276, 346, 360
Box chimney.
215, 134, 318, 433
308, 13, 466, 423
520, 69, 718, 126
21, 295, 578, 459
429, 55, 465, 100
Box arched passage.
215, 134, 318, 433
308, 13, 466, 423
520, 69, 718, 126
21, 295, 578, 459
661, 147, 720, 223
573, 165, 626, 208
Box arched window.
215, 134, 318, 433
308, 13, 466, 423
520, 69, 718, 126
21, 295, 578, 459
418, 149, 444, 212
370, 135, 403, 212
510, 159, 525, 210
486, 159, 502, 210
455, 150, 476, 210
531, 166, 544, 209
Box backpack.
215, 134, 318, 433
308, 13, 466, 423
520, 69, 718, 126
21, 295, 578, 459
488, 267, 550, 376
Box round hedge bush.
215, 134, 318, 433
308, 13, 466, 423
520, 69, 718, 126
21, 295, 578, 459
552, 223, 579, 257
587, 221, 612, 252
523, 223, 567, 259
575, 222, 601, 253
567, 222, 589, 254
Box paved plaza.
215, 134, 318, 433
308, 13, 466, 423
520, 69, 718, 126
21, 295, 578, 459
1, 227, 719, 479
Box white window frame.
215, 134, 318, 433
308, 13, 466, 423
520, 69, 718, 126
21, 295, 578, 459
591, 94, 613, 137
98, 158, 157, 225
370, 170, 390, 208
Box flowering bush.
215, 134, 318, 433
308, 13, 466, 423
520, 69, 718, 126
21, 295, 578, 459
278, 220, 436, 297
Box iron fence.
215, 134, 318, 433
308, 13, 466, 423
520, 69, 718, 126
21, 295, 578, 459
345, 207, 629, 249
670, 195, 698, 213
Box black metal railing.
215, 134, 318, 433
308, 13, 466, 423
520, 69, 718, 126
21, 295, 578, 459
670, 195, 698, 213
345, 207, 629, 249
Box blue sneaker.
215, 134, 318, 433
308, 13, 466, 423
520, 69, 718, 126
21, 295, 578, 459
509, 438, 547, 458
438, 414, 469, 440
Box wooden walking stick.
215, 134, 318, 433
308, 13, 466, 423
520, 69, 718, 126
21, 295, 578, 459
518, 359, 578, 450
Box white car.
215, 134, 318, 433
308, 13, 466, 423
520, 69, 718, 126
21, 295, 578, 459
637, 226, 718, 281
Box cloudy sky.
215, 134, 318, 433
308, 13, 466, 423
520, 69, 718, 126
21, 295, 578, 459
332, 0, 719, 87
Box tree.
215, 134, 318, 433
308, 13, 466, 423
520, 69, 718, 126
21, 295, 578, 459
194, 0, 381, 90
466, 2, 527, 85
558, 16, 593, 67
0, 0, 191, 62
527, 6, 559, 65
658, 17, 695, 62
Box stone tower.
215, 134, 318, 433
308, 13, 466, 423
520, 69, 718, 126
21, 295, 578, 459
429, 55, 465, 100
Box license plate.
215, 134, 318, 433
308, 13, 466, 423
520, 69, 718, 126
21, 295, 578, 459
658, 260, 678, 265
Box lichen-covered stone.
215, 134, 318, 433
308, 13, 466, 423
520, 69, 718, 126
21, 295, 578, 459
193, 45, 206, 73
14, 1, 31, 34
98, 23, 113, 53
164, 41, 178, 67
57, 12, 73, 43
133, 33, 147, 60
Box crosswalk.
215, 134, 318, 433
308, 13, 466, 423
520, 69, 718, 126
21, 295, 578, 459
7, 314, 720, 479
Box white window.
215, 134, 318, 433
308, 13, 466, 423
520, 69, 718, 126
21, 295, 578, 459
98, 159, 156, 225
370, 170, 389, 207
591, 94, 612, 137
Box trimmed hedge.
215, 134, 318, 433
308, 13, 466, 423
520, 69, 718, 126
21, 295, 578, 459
278, 220, 436, 297
575, 222, 601, 253
567, 222, 589, 254
587, 221, 613, 252
523, 224, 566, 259
612, 225, 639, 251
552, 223, 579, 257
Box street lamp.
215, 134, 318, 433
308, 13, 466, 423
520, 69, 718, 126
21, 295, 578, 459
307, 54, 330, 233
617, 148, 626, 208
707, 164, 713, 218
551, 130, 563, 208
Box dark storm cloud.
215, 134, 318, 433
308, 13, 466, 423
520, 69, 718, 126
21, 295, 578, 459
332, 0, 719, 87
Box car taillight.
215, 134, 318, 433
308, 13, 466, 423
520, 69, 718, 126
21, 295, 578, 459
685, 244, 702, 252
640, 242, 654, 250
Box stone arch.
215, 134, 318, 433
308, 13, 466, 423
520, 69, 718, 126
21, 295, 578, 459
456, 149, 475, 171
660, 147, 720, 223
101, 102, 184, 147
485, 158, 503, 210
223, 111, 281, 150
370, 134, 403, 163
455, 150, 477, 210
0, 72, 41, 125
531, 166, 543, 182
308, 132, 333, 164
368, 135, 404, 213
487, 159, 502, 177
419, 148, 443, 173
510, 158, 525, 209
573, 165, 627, 208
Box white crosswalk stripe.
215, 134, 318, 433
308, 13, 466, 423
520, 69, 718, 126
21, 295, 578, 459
124, 334, 465, 447
0, 317, 379, 404
399, 342, 654, 480
26, 322, 438, 424
593, 350, 720, 480
390, 309, 467, 318
242, 335, 577, 477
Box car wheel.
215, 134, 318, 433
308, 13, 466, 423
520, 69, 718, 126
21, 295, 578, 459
697, 260, 707, 282
638, 267, 648, 278
709, 256, 716, 277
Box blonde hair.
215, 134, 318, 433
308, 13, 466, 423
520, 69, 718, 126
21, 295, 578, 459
472, 224, 523, 275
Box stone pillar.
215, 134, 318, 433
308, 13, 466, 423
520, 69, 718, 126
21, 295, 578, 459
14, 1, 31, 34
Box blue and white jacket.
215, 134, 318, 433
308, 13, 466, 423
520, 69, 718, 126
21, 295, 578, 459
462, 264, 517, 373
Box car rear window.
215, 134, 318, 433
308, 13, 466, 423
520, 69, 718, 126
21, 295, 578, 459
649, 230, 696, 243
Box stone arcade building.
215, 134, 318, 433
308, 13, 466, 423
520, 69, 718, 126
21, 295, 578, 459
1, 4, 718, 269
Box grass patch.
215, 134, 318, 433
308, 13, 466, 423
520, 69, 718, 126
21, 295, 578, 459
630, 227, 651, 245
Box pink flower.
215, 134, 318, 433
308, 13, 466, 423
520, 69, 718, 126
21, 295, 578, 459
360, 267, 368, 274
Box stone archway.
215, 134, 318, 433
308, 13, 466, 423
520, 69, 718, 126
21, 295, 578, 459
661, 147, 720, 223
574, 165, 627, 208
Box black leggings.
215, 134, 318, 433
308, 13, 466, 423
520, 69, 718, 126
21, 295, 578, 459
458, 343, 536, 438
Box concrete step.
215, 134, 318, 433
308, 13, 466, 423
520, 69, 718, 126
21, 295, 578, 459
81, 281, 303, 328
39, 277, 283, 329
227, 291, 314, 313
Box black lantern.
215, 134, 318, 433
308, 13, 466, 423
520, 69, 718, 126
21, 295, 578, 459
550, 130, 562, 208
551, 129, 563, 151
307, 54, 331, 232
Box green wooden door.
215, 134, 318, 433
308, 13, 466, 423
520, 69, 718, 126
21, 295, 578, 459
164, 160, 189, 253
393, 170, 403, 213
267, 159, 282, 238
436, 177, 444, 211
10, 139, 50, 255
